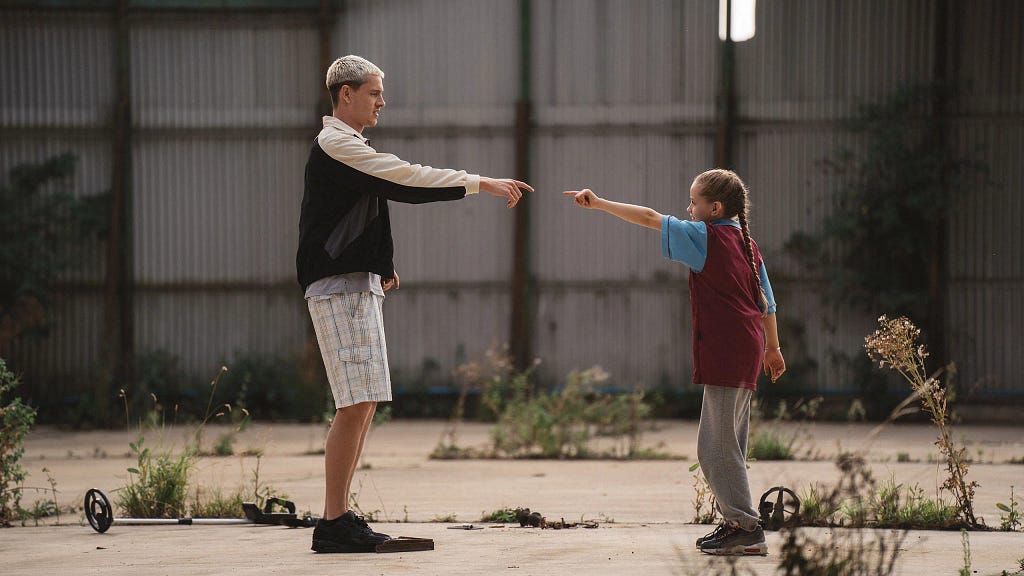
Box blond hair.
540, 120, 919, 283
693, 168, 769, 315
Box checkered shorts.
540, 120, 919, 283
307, 292, 392, 409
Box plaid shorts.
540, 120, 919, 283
307, 292, 392, 409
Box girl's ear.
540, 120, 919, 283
712, 201, 723, 217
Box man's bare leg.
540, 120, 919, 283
323, 401, 377, 520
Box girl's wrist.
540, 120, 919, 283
765, 346, 781, 351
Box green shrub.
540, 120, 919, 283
116, 436, 191, 518
0, 359, 37, 525
747, 428, 795, 461
480, 507, 517, 523
871, 478, 960, 529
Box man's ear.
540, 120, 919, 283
341, 85, 351, 104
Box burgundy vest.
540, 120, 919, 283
688, 223, 765, 390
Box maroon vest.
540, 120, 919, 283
688, 223, 765, 390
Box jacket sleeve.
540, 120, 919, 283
318, 132, 480, 203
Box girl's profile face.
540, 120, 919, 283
687, 182, 720, 222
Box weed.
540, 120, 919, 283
776, 453, 906, 576
871, 478, 959, 529
959, 529, 971, 576
0, 358, 37, 526
747, 428, 794, 461
896, 452, 912, 463
437, 349, 658, 460
997, 486, 1021, 531
688, 462, 718, 524
17, 498, 57, 526
480, 507, 517, 523
431, 513, 458, 522
116, 436, 191, 518
865, 315, 978, 527
190, 487, 244, 518
798, 484, 841, 526
348, 476, 384, 522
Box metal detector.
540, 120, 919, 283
758, 486, 801, 530
84, 488, 316, 534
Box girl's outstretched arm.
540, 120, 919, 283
563, 189, 662, 230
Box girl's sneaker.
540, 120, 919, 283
695, 523, 729, 549
699, 524, 768, 556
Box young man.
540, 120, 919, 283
297, 55, 532, 553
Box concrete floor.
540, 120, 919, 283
5, 420, 1024, 575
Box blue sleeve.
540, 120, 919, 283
759, 261, 777, 314
661, 216, 707, 271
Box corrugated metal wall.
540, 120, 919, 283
1, 0, 1021, 407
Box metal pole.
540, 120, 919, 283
509, 0, 534, 371
928, 0, 955, 373
715, 0, 736, 169
104, 0, 134, 418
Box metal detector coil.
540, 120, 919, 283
758, 486, 801, 530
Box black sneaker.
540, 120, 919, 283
699, 524, 767, 556
695, 523, 729, 549
311, 511, 391, 553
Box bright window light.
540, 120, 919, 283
719, 0, 756, 42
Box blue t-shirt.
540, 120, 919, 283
661, 216, 777, 314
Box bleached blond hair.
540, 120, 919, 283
326, 55, 384, 108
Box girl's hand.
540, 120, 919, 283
562, 188, 599, 208
764, 349, 786, 383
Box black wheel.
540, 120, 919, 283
85, 488, 114, 533
758, 486, 800, 530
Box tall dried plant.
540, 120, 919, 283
864, 315, 977, 526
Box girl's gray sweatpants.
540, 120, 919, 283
696, 384, 761, 531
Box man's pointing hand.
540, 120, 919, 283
480, 177, 534, 208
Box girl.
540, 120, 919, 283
563, 168, 786, 556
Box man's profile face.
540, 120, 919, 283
344, 74, 385, 131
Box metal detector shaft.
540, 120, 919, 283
110, 518, 253, 526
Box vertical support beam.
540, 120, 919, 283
928, 0, 955, 373
317, 0, 336, 119
301, 0, 338, 391
104, 0, 133, 414
509, 0, 534, 370
714, 0, 736, 168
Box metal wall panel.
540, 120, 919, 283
533, 287, 689, 389
133, 289, 306, 378
334, 0, 520, 127
948, 121, 1024, 281
382, 288, 511, 386
532, 0, 718, 125
948, 282, 1024, 397
131, 17, 319, 128
739, 0, 936, 121
2, 1, 1022, 405
378, 133, 516, 283
0, 12, 113, 128
132, 135, 307, 283
954, 0, 1024, 116
1, 293, 104, 400
532, 132, 713, 282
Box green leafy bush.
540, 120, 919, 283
0, 359, 37, 526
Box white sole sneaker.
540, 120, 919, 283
701, 542, 768, 556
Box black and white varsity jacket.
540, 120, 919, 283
296, 116, 480, 292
